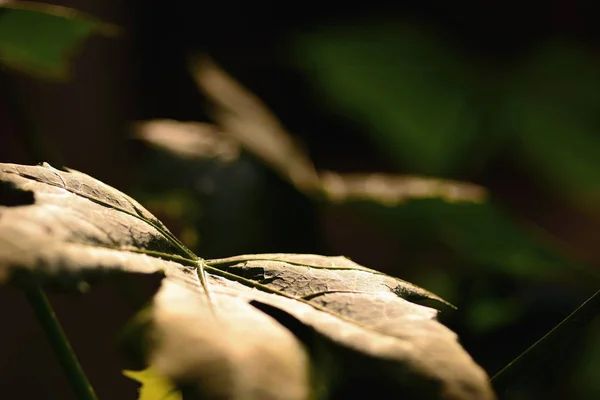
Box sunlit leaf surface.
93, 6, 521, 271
0, 162, 495, 399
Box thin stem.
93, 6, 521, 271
491, 288, 600, 388
24, 283, 98, 400
1, 11, 93, 398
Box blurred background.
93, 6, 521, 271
1, 1, 599, 399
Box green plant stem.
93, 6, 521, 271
24, 284, 98, 400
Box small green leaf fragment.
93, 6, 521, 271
0, 2, 119, 79
124, 368, 182, 400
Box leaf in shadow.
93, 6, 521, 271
134, 119, 488, 209
134, 119, 496, 261
189, 55, 321, 193
134, 119, 295, 257
501, 42, 600, 205
320, 171, 487, 206
0, 162, 495, 399
316, 174, 590, 282
333, 196, 586, 280
150, 274, 311, 400
179, 56, 488, 208
196, 254, 493, 399
291, 23, 480, 175
0, 1, 119, 80
572, 316, 600, 399
135, 120, 240, 164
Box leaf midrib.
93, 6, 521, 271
6, 169, 196, 261
85, 244, 404, 337
203, 266, 442, 340
65, 242, 427, 338
207, 257, 389, 276
5, 167, 440, 340
5, 166, 215, 310
206, 257, 441, 302
11, 236, 439, 341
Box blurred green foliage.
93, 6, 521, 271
0, 2, 117, 79
293, 24, 600, 209
503, 43, 600, 205
293, 24, 479, 176
573, 318, 600, 398
335, 198, 581, 279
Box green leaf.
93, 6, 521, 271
502, 42, 600, 204
0, 162, 495, 399
124, 368, 182, 400
334, 196, 586, 280
134, 118, 283, 257
291, 23, 479, 175
0, 1, 119, 79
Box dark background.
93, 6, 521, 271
1, 1, 599, 399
